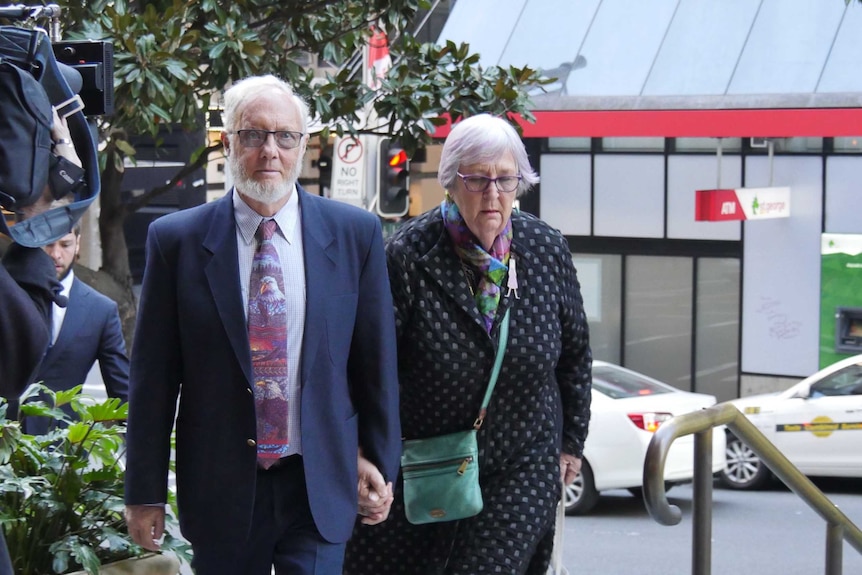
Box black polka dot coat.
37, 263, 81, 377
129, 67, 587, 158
344, 207, 592, 575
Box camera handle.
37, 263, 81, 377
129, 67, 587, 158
0, 4, 62, 40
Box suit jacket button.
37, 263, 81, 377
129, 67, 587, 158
247, 439, 256, 447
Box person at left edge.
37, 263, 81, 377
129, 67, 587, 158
13, 222, 129, 435
123, 74, 401, 574
1, 111, 86, 575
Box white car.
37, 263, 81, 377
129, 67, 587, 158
565, 361, 726, 515
720, 354, 862, 490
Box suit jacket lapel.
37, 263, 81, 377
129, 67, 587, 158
296, 188, 336, 387
47, 278, 89, 361
202, 192, 253, 384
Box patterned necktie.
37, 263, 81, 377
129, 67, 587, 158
248, 219, 290, 468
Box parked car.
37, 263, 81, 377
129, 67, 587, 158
720, 354, 862, 490
564, 361, 726, 515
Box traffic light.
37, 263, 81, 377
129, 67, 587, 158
376, 138, 409, 217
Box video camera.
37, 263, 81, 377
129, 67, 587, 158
0, 4, 112, 246
0, 4, 113, 117
52, 40, 113, 117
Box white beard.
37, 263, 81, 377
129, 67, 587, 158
228, 153, 301, 204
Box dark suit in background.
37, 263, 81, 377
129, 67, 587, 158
21, 273, 129, 434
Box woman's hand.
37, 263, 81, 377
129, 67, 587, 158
357, 452, 394, 525
560, 452, 582, 486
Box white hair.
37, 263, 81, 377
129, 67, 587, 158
437, 114, 539, 198
222, 74, 310, 134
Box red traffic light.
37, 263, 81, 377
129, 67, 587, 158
388, 149, 408, 167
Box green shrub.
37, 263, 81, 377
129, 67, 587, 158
0, 384, 190, 574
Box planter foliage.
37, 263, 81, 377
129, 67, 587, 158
0, 385, 190, 574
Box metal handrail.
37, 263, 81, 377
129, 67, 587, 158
643, 402, 862, 575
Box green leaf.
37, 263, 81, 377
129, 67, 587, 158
66, 422, 91, 445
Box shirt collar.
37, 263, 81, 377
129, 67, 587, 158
233, 185, 300, 245
59, 269, 75, 296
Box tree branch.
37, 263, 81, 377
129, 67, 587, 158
127, 141, 223, 212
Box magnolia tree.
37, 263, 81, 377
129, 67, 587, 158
53, 0, 543, 344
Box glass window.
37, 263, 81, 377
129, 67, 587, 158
696, 258, 740, 402
566, 0, 678, 96
729, 0, 845, 94
548, 138, 592, 152
499, 0, 599, 72
574, 254, 621, 364
810, 363, 862, 397
817, 6, 862, 93
594, 155, 665, 238
601, 137, 665, 152
625, 256, 693, 391
771, 138, 823, 153
667, 154, 742, 242
833, 137, 862, 153
644, 0, 760, 96
675, 138, 742, 153
540, 154, 592, 235
436, 0, 526, 67
592, 364, 675, 399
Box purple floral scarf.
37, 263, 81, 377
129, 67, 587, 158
441, 197, 512, 334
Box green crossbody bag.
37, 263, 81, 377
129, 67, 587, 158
401, 309, 510, 525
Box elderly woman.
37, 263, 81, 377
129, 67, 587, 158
345, 114, 591, 574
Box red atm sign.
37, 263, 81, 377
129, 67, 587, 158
696, 187, 791, 221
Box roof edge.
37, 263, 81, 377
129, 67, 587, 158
528, 92, 862, 111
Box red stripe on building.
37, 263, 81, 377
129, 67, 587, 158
432, 108, 862, 138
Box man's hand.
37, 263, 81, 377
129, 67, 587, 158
124, 504, 166, 552
16, 110, 80, 221
357, 452, 393, 526
560, 452, 582, 486
49, 108, 81, 168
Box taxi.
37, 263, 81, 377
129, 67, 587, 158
720, 354, 862, 489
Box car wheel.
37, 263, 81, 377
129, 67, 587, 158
720, 433, 771, 490
564, 460, 599, 515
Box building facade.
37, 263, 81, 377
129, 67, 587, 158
436, 0, 862, 400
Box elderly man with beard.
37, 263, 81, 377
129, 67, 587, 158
123, 75, 401, 575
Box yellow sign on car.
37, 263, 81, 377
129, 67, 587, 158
776, 416, 862, 438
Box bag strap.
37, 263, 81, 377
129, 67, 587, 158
473, 307, 510, 430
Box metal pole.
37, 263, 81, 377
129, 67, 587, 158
692, 428, 713, 575
825, 523, 843, 575
768, 139, 775, 186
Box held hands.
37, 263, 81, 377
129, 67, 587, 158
560, 452, 582, 486
357, 452, 394, 525
124, 504, 166, 552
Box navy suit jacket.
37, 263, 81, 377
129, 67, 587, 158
22, 276, 129, 435
124, 187, 401, 546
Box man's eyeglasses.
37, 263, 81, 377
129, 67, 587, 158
232, 129, 305, 150
456, 172, 522, 194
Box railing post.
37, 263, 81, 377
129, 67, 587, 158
826, 522, 843, 575
645, 404, 862, 575
692, 427, 713, 575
